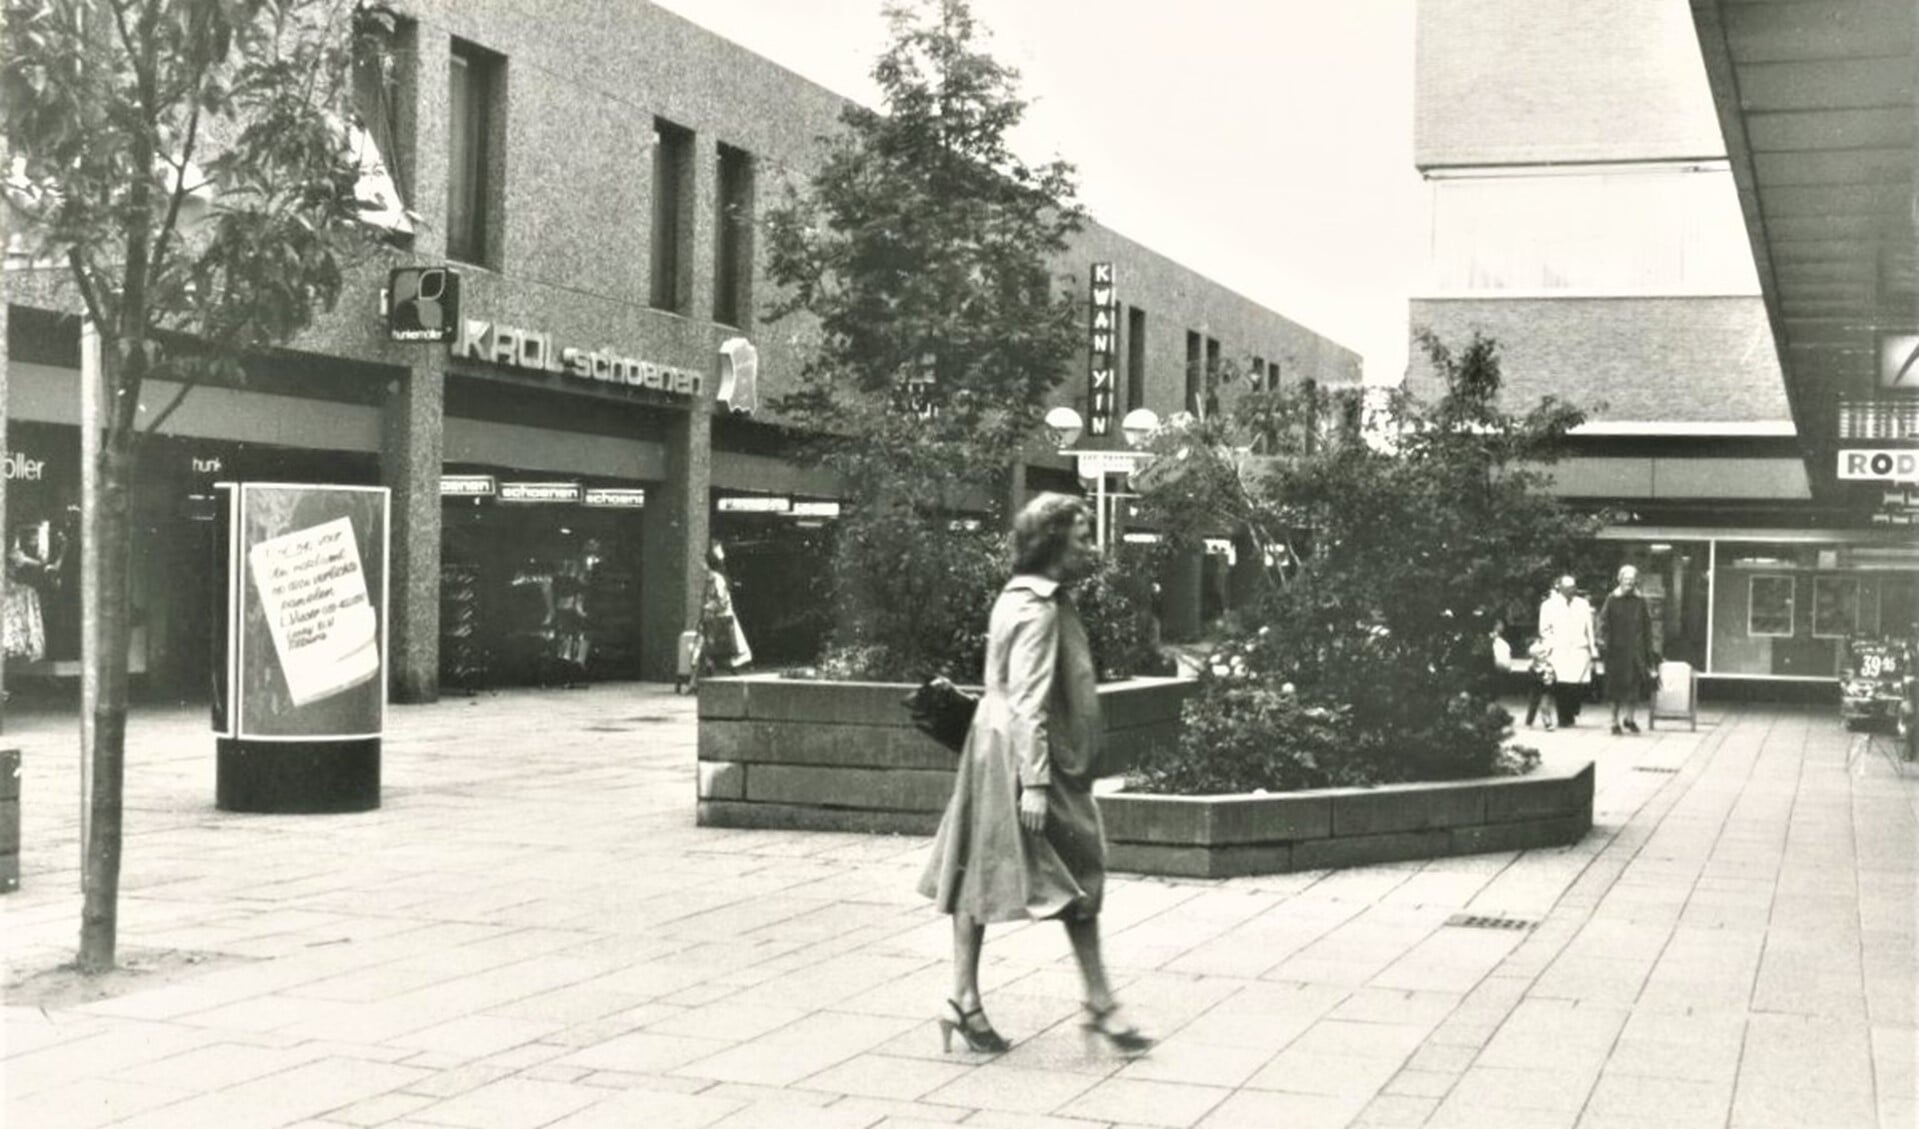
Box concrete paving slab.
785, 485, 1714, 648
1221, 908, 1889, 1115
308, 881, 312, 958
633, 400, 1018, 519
3, 694, 1914, 1129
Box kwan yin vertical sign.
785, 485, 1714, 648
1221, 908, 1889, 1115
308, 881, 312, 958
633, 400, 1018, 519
1088, 263, 1118, 439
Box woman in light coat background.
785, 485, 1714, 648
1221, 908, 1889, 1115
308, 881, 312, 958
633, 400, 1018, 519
918, 493, 1151, 1058
1538, 574, 1596, 727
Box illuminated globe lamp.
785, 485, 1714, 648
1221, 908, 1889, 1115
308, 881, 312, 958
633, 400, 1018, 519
1043, 405, 1161, 551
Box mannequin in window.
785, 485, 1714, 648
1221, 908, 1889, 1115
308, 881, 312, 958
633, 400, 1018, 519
4, 523, 52, 663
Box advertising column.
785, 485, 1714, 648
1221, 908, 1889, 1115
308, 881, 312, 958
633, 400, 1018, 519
214, 483, 389, 812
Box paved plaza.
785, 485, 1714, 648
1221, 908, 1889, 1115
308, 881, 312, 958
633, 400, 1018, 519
2, 687, 1915, 1129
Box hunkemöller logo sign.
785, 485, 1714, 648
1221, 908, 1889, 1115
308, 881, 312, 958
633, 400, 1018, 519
451, 318, 704, 397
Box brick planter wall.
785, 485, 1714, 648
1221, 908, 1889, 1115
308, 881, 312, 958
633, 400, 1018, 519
696, 674, 1195, 834
1101, 761, 1595, 878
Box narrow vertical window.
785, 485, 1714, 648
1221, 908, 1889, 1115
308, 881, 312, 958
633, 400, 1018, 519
1126, 306, 1147, 413
351, 10, 416, 239
446, 39, 503, 266
1303, 378, 1321, 454
651, 118, 694, 312
713, 143, 755, 327
1204, 337, 1221, 417
1185, 330, 1202, 416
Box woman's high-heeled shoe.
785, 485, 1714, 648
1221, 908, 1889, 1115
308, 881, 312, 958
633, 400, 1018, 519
938, 998, 1010, 1054
1081, 1002, 1154, 1057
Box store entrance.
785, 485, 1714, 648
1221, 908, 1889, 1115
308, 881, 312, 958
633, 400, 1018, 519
711, 499, 838, 668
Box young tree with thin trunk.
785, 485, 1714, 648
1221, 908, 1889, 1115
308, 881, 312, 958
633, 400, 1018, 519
763, 0, 1086, 678
4, 0, 385, 972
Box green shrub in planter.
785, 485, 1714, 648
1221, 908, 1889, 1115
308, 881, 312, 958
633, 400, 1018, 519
1130, 659, 1541, 795
1125, 330, 1587, 793
1075, 555, 1168, 681
807, 544, 1167, 684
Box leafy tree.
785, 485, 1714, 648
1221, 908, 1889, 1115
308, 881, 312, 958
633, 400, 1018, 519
1129, 330, 1598, 790
763, 0, 1085, 679
5, 0, 384, 971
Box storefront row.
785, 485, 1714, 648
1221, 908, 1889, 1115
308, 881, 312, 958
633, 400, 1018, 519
9, 412, 1913, 701
0, 419, 851, 701
1571, 530, 1918, 684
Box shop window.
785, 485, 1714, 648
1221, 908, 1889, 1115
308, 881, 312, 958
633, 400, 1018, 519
1813, 576, 1857, 639
651, 118, 695, 313
712, 143, 755, 327
1747, 575, 1796, 638
447, 39, 505, 266
350, 8, 416, 240
1126, 306, 1146, 413
439, 489, 647, 687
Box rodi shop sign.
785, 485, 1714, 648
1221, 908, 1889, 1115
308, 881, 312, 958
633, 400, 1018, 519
1839, 449, 1919, 481
451, 318, 704, 397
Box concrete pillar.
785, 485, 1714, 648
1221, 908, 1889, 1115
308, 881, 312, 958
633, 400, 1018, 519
689, 135, 718, 324
382, 352, 443, 703
642, 394, 712, 680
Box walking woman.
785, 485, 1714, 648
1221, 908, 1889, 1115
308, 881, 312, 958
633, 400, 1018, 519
918, 493, 1152, 1058
691, 542, 752, 692
1597, 564, 1658, 735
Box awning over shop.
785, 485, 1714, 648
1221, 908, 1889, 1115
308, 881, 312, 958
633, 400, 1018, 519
1689, 0, 1918, 507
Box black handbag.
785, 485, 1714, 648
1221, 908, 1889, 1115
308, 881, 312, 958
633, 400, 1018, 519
902, 676, 980, 754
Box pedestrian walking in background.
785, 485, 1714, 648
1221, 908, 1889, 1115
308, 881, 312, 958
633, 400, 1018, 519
918, 493, 1153, 1059
692, 542, 752, 691
1538, 574, 1596, 727
1598, 564, 1658, 735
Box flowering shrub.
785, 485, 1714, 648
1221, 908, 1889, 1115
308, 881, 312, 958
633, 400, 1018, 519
1130, 678, 1356, 795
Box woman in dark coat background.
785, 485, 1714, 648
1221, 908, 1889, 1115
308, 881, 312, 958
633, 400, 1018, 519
918, 493, 1152, 1058
1597, 564, 1658, 735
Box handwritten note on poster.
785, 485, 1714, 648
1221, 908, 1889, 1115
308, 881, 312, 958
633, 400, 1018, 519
246, 516, 380, 707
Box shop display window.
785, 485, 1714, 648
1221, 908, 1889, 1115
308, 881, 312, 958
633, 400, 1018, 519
440, 480, 646, 689
1708, 540, 1918, 678
1747, 575, 1795, 637
1812, 576, 1868, 639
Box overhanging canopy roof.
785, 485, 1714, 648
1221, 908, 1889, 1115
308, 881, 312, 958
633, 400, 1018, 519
1690, 0, 1918, 506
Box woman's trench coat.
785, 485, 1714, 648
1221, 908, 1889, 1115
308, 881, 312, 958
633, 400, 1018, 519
917, 574, 1107, 924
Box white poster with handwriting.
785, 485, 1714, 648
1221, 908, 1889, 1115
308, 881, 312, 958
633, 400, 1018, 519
246, 516, 381, 707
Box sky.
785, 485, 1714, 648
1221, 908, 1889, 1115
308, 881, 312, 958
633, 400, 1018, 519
648, 0, 1427, 384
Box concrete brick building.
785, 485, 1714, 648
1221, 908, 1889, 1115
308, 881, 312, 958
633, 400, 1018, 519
1409, 0, 1917, 687
0, 0, 1358, 703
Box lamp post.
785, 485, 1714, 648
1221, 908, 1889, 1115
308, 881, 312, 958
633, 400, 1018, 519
1044, 406, 1161, 552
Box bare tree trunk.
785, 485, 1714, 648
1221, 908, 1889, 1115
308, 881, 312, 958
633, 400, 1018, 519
77, 383, 135, 973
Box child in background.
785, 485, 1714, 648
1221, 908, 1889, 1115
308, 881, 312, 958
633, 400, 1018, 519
1525, 635, 1556, 730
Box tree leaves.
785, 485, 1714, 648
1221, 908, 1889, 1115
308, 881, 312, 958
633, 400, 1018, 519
5, 0, 378, 415
761, 0, 1089, 673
